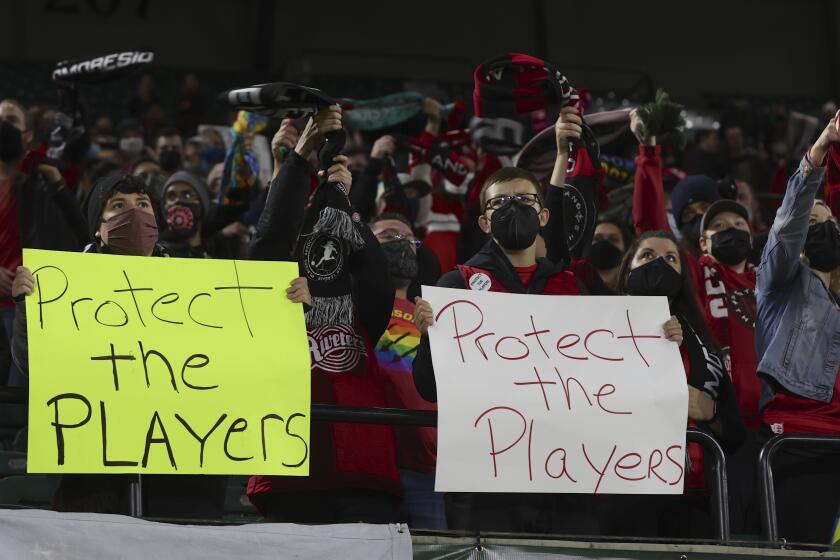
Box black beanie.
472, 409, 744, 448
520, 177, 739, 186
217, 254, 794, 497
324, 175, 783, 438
86, 175, 162, 239
161, 170, 211, 217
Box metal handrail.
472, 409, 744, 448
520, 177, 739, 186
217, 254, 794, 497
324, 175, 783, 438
758, 433, 840, 543
308, 406, 731, 542
0, 388, 730, 540
685, 428, 730, 541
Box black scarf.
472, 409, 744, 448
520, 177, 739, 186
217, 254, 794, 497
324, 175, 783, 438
296, 130, 366, 328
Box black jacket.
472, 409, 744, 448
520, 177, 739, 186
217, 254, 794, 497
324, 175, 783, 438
679, 315, 745, 452
16, 173, 88, 253
159, 231, 241, 260
348, 156, 383, 223
249, 151, 394, 343
412, 240, 580, 402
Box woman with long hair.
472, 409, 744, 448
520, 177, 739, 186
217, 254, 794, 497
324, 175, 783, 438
608, 229, 744, 537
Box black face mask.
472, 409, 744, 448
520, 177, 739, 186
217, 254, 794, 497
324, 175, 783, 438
489, 199, 541, 251
710, 227, 751, 266
804, 221, 840, 272
381, 239, 418, 280
165, 202, 203, 238
0, 120, 24, 163
159, 149, 182, 172
626, 257, 683, 298
590, 240, 624, 270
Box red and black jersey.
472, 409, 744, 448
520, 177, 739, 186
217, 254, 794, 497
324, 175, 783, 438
698, 256, 760, 428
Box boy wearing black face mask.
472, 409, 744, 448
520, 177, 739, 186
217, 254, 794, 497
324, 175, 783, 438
697, 201, 759, 427
411, 165, 583, 534
694, 199, 762, 534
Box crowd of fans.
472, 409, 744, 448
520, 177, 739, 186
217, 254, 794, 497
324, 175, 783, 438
0, 53, 839, 546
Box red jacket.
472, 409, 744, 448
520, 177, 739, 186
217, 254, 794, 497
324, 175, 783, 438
247, 319, 401, 510
632, 144, 704, 290
457, 263, 581, 295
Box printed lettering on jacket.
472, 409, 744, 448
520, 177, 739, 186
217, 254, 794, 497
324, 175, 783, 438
308, 324, 367, 373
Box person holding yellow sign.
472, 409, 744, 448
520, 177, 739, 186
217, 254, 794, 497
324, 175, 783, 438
11, 174, 311, 516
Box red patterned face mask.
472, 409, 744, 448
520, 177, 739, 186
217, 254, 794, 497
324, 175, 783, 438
165, 202, 202, 237
104, 207, 159, 256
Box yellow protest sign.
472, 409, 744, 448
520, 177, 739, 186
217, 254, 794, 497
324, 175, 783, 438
24, 249, 311, 476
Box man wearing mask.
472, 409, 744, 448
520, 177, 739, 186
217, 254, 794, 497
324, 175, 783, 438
697, 198, 760, 534
159, 171, 211, 257
12, 174, 310, 516
698, 201, 758, 425
754, 114, 840, 545
158, 171, 245, 259
0, 101, 29, 333
0, 99, 30, 385
155, 127, 184, 177
1, 98, 87, 386
116, 119, 147, 164
370, 212, 444, 529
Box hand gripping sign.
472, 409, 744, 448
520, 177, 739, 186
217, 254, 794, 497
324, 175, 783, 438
424, 287, 688, 494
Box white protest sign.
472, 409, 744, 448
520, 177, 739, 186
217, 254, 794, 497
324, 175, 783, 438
424, 288, 688, 494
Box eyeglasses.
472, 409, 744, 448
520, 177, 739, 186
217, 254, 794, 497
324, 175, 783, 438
484, 193, 541, 212
376, 230, 422, 248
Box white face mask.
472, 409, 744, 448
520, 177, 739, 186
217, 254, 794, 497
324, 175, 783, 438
667, 211, 683, 241
119, 137, 144, 157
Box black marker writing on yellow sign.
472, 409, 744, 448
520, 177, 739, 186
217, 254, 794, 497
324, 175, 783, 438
90, 341, 215, 392
31, 260, 273, 337
46, 393, 309, 470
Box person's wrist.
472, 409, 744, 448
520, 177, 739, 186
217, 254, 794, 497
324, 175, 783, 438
809, 140, 828, 167
556, 141, 570, 156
